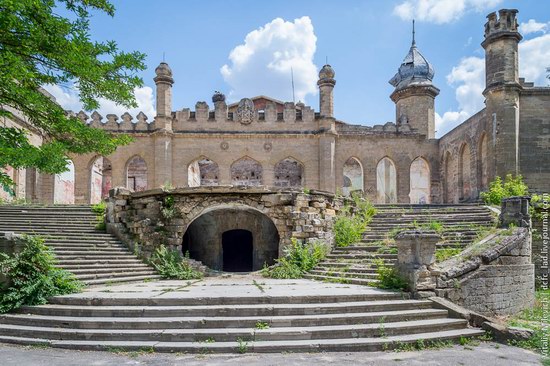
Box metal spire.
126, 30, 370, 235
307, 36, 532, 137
412, 19, 416, 46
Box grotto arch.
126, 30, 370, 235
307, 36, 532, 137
181, 204, 279, 272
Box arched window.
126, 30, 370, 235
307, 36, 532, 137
126, 156, 148, 192
479, 133, 488, 190
274, 157, 304, 188
376, 157, 397, 203
90, 156, 112, 204
188, 157, 219, 187
343, 157, 364, 196
54, 159, 75, 204
231, 157, 262, 186
409, 157, 430, 204
459, 143, 471, 200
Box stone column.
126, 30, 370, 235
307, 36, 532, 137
395, 230, 441, 297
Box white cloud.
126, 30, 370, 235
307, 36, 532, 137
519, 19, 550, 35
436, 56, 485, 136
43, 84, 156, 121
519, 34, 550, 85
221, 16, 318, 103
393, 0, 503, 24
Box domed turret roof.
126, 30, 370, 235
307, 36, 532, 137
319, 64, 335, 80
389, 32, 434, 90
155, 62, 173, 78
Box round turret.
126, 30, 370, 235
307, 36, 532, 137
389, 44, 434, 91
212, 91, 226, 103
319, 64, 335, 80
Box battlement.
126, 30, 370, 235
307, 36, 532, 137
76, 110, 153, 132
484, 9, 519, 38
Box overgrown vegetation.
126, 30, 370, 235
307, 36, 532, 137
435, 246, 462, 262
262, 239, 328, 279
480, 174, 537, 206
91, 201, 107, 230
0, 0, 145, 196
335, 194, 377, 247
507, 289, 550, 354
372, 258, 408, 291
0, 235, 82, 313
161, 195, 179, 220
149, 246, 203, 280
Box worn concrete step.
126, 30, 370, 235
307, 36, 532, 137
17, 300, 434, 318
60, 263, 153, 271
3, 309, 447, 330
0, 318, 468, 342
304, 274, 376, 286
76, 270, 158, 281
53, 250, 134, 257
309, 270, 378, 280
45, 244, 127, 250
83, 275, 163, 286
54, 254, 137, 261
0, 227, 104, 234
56, 259, 146, 266
48, 292, 404, 307
66, 266, 153, 275
0, 328, 486, 353
325, 253, 397, 260
316, 261, 383, 269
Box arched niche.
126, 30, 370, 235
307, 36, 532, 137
376, 157, 397, 203
343, 157, 364, 196
274, 157, 304, 188
409, 157, 431, 204
188, 157, 219, 187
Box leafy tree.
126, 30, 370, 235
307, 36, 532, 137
0, 0, 146, 195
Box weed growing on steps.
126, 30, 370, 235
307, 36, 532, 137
435, 246, 462, 262
335, 195, 377, 247
236, 337, 249, 353
372, 258, 408, 291
0, 235, 82, 313
255, 321, 270, 330
149, 246, 203, 280
91, 201, 107, 230
252, 279, 265, 293
262, 239, 328, 279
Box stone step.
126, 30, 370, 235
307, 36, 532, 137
54, 254, 137, 261
66, 266, 154, 275
3, 308, 447, 330
0, 328, 485, 353
304, 273, 376, 286
0, 227, 103, 233
325, 253, 397, 260
75, 270, 158, 281
316, 266, 378, 274
53, 250, 134, 257
56, 259, 146, 266
45, 244, 127, 250
60, 263, 153, 271
17, 300, 434, 318
309, 270, 378, 280
48, 292, 404, 307
83, 275, 163, 286
0, 318, 468, 342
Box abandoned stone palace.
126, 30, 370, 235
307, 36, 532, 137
2, 9, 549, 205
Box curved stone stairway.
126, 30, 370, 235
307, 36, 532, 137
0, 278, 484, 352
305, 204, 496, 285
0, 205, 161, 286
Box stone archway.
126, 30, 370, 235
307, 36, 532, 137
376, 157, 397, 203
126, 156, 148, 192
231, 157, 262, 186
89, 156, 112, 204
54, 159, 75, 204
274, 157, 303, 188
181, 205, 279, 271
188, 157, 219, 187
343, 157, 364, 196
409, 157, 430, 204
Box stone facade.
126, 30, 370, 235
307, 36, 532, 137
106, 186, 342, 270
2, 9, 549, 205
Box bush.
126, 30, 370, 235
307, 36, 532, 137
262, 239, 328, 279
149, 245, 203, 280
373, 258, 408, 291
0, 235, 82, 313
92, 201, 107, 230
480, 174, 529, 205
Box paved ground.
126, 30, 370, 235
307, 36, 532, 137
62, 272, 398, 300
0, 341, 542, 365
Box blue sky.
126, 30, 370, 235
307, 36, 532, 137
48, 0, 550, 137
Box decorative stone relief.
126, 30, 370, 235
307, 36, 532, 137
220, 141, 229, 151
235, 98, 255, 125
263, 142, 272, 152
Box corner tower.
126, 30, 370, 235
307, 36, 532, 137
317, 64, 336, 118
481, 9, 522, 178
154, 62, 174, 130
389, 22, 439, 139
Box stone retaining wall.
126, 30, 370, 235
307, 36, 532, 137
106, 186, 343, 264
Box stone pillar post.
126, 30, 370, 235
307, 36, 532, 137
499, 196, 531, 228
395, 230, 441, 297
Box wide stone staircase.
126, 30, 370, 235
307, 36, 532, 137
305, 204, 496, 285
0, 279, 484, 352
0, 205, 161, 286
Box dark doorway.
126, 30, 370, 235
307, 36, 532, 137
222, 229, 253, 272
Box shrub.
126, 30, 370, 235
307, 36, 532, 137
92, 201, 107, 230
149, 246, 203, 280
372, 259, 408, 291
480, 174, 529, 205
262, 239, 328, 279
435, 247, 462, 262
0, 235, 82, 313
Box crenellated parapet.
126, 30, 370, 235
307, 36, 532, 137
78, 110, 153, 132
